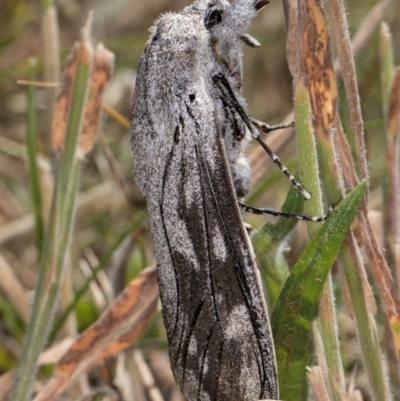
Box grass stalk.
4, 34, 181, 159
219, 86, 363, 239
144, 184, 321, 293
26, 59, 44, 254
289, 0, 391, 399
379, 23, 395, 119
49, 212, 147, 341
294, 80, 345, 401
41, 0, 60, 151
41, 0, 53, 12
9, 25, 93, 401
326, 0, 368, 182
383, 69, 400, 277
246, 158, 298, 205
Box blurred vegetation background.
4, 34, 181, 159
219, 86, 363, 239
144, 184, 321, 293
0, 0, 399, 400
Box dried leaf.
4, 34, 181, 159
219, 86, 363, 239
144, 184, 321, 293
307, 366, 331, 401
78, 43, 115, 157
33, 267, 158, 401
51, 27, 94, 151
51, 43, 79, 151
300, 0, 338, 128
0, 253, 30, 322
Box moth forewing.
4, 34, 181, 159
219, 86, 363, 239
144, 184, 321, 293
130, 1, 278, 400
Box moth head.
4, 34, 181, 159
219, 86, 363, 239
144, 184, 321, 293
205, 0, 268, 87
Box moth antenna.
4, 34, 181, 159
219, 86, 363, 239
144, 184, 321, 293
239, 202, 334, 222
241, 33, 261, 48
255, 135, 312, 200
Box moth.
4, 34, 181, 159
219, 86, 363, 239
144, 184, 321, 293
130, 1, 324, 400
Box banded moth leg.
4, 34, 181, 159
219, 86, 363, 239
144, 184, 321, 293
213, 73, 310, 200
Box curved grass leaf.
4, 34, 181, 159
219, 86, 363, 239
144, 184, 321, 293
252, 183, 304, 310
271, 181, 366, 401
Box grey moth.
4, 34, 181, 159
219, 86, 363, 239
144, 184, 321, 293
130, 0, 279, 400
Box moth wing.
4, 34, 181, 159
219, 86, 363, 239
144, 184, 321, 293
131, 26, 277, 401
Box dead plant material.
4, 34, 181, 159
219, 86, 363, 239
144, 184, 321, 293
0, 338, 75, 401
383, 68, 400, 278
327, 0, 368, 183
0, 180, 124, 246
307, 366, 331, 401
51, 27, 94, 152
102, 103, 130, 129
299, 0, 338, 129
33, 267, 158, 401
42, 6, 61, 123
0, 253, 30, 322
78, 44, 115, 157
250, 0, 391, 189
51, 43, 80, 152
133, 350, 165, 401
16, 80, 59, 88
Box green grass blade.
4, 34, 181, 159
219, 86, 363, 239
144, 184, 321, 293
271, 181, 366, 401
379, 23, 394, 119
9, 30, 93, 401
50, 212, 147, 341
252, 183, 304, 310
246, 158, 298, 205
25, 60, 44, 254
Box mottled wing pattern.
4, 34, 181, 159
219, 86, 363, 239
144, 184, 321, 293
131, 5, 277, 401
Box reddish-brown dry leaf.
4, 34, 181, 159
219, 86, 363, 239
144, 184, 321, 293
51, 43, 79, 151
307, 366, 330, 401
300, 0, 338, 129
51, 26, 94, 151
33, 267, 159, 401
78, 43, 115, 157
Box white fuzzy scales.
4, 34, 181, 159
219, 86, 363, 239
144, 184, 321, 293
130, 1, 278, 400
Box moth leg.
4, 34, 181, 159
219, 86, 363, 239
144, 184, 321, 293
250, 118, 294, 134
239, 202, 334, 222
213, 73, 311, 200
254, 134, 311, 200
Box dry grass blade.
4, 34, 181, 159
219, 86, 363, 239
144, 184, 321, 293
383, 68, 400, 282
133, 350, 165, 401
0, 338, 75, 401
51, 43, 79, 152
0, 253, 30, 323
78, 43, 115, 157
251, 0, 391, 190
33, 267, 159, 401
42, 5, 61, 138
0, 181, 125, 246
307, 366, 331, 401
351, 0, 394, 57
300, 0, 337, 130
327, 0, 368, 183
335, 120, 399, 315
16, 80, 59, 88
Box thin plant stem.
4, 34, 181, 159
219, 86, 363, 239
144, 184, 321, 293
26, 59, 44, 254
9, 28, 93, 401
294, 80, 345, 401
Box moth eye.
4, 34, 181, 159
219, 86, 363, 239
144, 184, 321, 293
255, 0, 269, 11
204, 7, 223, 29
